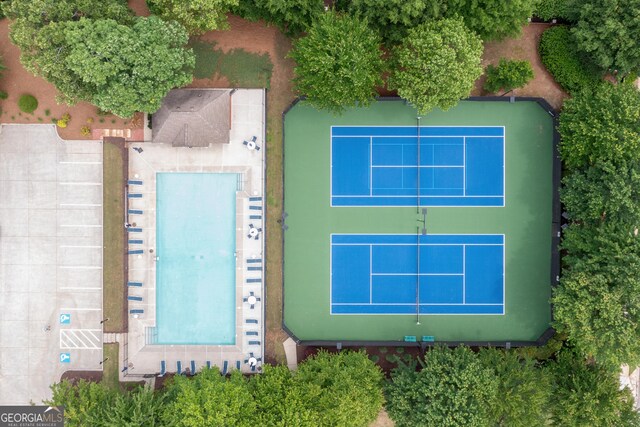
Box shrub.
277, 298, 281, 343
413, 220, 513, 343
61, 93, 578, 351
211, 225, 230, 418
370, 355, 380, 363
534, 0, 578, 22
44, 108, 50, 116
0, 90, 7, 100
18, 94, 38, 113
80, 125, 91, 136
539, 26, 601, 94
484, 58, 534, 93
56, 119, 67, 128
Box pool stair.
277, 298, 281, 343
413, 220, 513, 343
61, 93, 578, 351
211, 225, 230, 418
145, 327, 158, 345
128, 209, 143, 215
236, 174, 244, 191
127, 281, 143, 287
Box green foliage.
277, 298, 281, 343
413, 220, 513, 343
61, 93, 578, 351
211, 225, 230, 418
553, 223, 640, 367
572, 0, 640, 76
445, 0, 536, 41
514, 333, 566, 361
233, 0, 324, 36
146, 0, 238, 35
539, 26, 602, 94
479, 349, 551, 427
289, 12, 384, 114
62, 16, 194, 117
534, 0, 578, 21
558, 83, 640, 169
483, 58, 534, 93
46, 380, 159, 427
546, 349, 640, 426
0, 90, 8, 100
386, 345, 498, 427
296, 350, 385, 426
389, 18, 483, 114
342, 0, 445, 46
561, 160, 640, 225
18, 94, 38, 113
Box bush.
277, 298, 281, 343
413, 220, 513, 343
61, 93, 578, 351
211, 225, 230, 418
80, 125, 91, 136
18, 94, 38, 113
534, 0, 578, 21
484, 58, 534, 93
0, 90, 7, 99
539, 26, 601, 94
56, 119, 67, 128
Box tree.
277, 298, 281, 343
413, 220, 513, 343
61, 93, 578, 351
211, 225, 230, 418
546, 349, 640, 426
385, 345, 498, 427
561, 160, 640, 225
571, 0, 640, 76
295, 350, 384, 427
63, 17, 194, 117
483, 58, 534, 94
389, 18, 483, 114
478, 349, 551, 427
233, 0, 324, 36
553, 223, 640, 367
341, 0, 446, 46
558, 82, 640, 169
161, 368, 257, 427
146, 0, 238, 34
445, 0, 536, 41
289, 12, 384, 114
249, 364, 319, 426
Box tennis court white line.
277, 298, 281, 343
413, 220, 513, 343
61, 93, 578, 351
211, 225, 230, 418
371, 165, 464, 168
331, 303, 503, 306
371, 273, 464, 276
332, 194, 503, 198
333, 243, 503, 246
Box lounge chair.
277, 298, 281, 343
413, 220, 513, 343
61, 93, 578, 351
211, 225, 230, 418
248, 266, 261, 271
249, 206, 261, 210
243, 140, 249, 146
222, 360, 228, 375
246, 319, 258, 324
246, 278, 261, 283
246, 331, 259, 336
206, 361, 211, 369
128, 180, 143, 185
236, 361, 241, 370
128, 209, 143, 215
249, 215, 262, 220
127, 296, 142, 301
127, 249, 143, 255
251, 136, 257, 143
127, 193, 142, 198
127, 282, 143, 287
246, 259, 262, 263
249, 196, 262, 202
255, 145, 261, 151
248, 340, 261, 346
128, 239, 143, 244
126, 228, 142, 233
159, 360, 166, 376
177, 361, 182, 375
130, 309, 144, 314
190, 360, 196, 376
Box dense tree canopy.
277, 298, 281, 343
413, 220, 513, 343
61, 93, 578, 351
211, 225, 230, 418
553, 223, 640, 367
146, 0, 238, 34
572, 0, 640, 76
558, 83, 640, 169
233, 0, 324, 36
289, 12, 384, 114
389, 18, 483, 114
546, 349, 640, 426
386, 345, 498, 427
483, 58, 534, 94
446, 0, 536, 41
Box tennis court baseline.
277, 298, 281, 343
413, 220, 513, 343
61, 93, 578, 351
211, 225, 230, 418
331, 234, 504, 315
331, 126, 504, 207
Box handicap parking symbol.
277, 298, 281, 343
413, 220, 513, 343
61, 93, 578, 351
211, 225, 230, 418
59, 353, 71, 363
59, 314, 71, 324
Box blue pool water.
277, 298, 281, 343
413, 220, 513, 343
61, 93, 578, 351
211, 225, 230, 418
156, 173, 237, 344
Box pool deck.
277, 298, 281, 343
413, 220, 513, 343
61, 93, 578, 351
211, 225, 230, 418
0, 125, 104, 404
121, 89, 266, 378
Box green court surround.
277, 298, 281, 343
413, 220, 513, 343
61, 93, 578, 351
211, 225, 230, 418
283, 98, 558, 344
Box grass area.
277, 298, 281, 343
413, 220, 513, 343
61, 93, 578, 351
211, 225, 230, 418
191, 39, 273, 88
102, 343, 120, 390
103, 141, 125, 333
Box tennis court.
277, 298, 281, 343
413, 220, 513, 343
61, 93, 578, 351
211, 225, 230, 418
331, 234, 504, 315
331, 126, 504, 207
284, 99, 555, 343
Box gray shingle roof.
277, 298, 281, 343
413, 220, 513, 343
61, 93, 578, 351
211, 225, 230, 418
152, 89, 231, 147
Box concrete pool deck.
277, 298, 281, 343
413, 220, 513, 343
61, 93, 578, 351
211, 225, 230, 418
0, 125, 103, 404
121, 89, 265, 379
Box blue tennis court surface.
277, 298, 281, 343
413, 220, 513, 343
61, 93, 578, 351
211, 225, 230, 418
331, 234, 504, 315
331, 126, 504, 207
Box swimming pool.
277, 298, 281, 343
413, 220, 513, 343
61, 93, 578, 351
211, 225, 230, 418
155, 173, 237, 344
